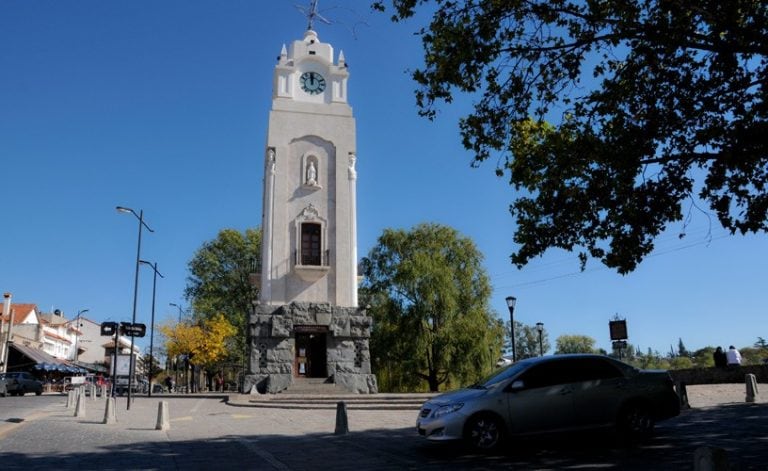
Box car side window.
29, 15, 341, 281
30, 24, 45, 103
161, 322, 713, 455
570, 358, 623, 382
518, 360, 579, 389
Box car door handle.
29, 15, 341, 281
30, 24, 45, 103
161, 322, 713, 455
559, 387, 572, 395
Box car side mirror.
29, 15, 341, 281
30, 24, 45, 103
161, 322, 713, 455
508, 379, 525, 391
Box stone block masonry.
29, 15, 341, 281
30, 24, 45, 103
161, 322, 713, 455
245, 302, 377, 394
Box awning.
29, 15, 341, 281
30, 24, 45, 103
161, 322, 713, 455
7, 343, 88, 373
9, 343, 58, 364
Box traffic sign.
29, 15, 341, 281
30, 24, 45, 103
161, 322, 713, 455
120, 322, 147, 338
101, 322, 118, 336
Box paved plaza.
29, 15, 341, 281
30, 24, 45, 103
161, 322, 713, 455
0, 385, 766, 470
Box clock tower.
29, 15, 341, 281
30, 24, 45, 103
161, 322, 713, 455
245, 25, 377, 394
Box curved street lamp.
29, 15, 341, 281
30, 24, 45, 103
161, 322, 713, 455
505, 296, 517, 362
73, 309, 89, 363
116, 205, 154, 410
169, 303, 185, 391
140, 260, 163, 397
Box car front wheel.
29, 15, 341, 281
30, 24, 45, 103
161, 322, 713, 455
464, 413, 505, 452
618, 403, 654, 442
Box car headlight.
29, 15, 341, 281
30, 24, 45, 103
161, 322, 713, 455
432, 403, 464, 419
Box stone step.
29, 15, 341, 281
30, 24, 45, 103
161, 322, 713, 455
228, 392, 435, 410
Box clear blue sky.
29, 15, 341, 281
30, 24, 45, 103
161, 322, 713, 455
1, 1, 766, 357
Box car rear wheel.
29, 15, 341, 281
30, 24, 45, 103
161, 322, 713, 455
35, 390, 42, 396
464, 413, 505, 452
618, 403, 654, 441
18, 388, 26, 397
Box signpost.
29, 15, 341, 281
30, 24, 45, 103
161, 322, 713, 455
100, 322, 145, 398
609, 318, 628, 360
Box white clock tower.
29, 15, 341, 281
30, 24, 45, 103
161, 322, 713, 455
246, 20, 376, 394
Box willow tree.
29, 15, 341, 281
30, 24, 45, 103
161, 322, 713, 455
361, 223, 504, 392
374, 0, 768, 273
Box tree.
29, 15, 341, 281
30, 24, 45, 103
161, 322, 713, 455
185, 228, 261, 368
159, 314, 237, 391
554, 335, 597, 354
139, 349, 164, 383
374, 1, 768, 273
678, 338, 690, 358
361, 223, 505, 392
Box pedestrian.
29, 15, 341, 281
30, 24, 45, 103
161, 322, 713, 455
713, 346, 727, 368
726, 345, 742, 367
165, 376, 174, 393
214, 373, 223, 392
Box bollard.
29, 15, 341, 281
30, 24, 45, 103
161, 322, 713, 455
66, 390, 74, 409
694, 446, 730, 471
156, 401, 170, 431
746, 374, 759, 403
676, 381, 691, 409
334, 401, 349, 435
103, 396, 117, 424
75, 392, 86, 418
90, 384, 97, 401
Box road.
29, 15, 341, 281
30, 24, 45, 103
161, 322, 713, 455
1, 393, 767, 470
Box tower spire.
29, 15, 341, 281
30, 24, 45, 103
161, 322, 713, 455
297, 0, 330, 31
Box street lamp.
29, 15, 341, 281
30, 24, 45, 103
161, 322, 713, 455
535, 322, 544, 356
116, 205, 154, 410
73, 309, 89, 363
505, 296, 517, 362
169, 303, 184, 391
139, 260, 163, 397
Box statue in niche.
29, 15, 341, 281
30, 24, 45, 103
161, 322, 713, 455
306, 161, 318, 186
267, 148, 276, 175
348, 153, 357, 179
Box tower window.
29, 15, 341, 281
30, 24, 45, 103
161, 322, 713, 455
301, 223, 322, 266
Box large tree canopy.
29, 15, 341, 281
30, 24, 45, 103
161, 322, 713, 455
361, 223, 504, 392
374, 0, 768, 273
184, 228, 261, 366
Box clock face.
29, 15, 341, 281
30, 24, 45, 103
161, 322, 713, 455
300, 71, 326, 95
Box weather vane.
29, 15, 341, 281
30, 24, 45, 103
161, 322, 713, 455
296, 0, 331, 31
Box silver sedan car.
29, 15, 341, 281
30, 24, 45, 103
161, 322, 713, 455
416, 354, 680, 451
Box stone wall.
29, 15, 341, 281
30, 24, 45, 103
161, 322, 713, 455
670, 365, 768, 385
244, 302, 378, 394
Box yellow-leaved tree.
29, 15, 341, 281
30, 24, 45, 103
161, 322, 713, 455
160, 313, 236, 392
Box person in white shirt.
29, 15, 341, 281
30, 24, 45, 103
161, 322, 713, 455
726, 345, 742, 366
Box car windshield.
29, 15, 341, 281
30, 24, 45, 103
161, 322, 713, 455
469, 361, 531, 389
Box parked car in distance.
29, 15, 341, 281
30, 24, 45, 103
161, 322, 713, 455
0, 372, 44, 396
416, 354, 680, 451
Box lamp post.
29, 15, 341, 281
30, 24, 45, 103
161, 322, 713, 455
505, 296, 517, 362
116, 205, 154, 410
139, 260, 163, 397
169, 303, 184, 391
535, 322, 544, 356
73, 309, 89, 363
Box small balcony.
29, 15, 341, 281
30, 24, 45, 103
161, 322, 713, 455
294, 249, 330, 282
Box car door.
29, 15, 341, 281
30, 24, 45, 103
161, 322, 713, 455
505, 359, 579, 434
570, 357, 628, 427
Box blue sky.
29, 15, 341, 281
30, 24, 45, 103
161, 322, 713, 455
1, 1, 766, 358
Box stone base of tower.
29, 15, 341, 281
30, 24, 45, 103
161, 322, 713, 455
245, 302, 378, 394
